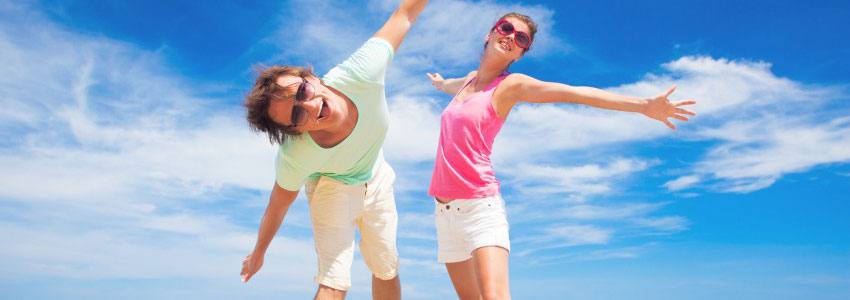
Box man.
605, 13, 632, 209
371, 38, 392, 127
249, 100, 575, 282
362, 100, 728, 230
239, 1, 429, 299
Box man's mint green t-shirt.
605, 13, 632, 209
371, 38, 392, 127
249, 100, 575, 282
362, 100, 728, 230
275, 38, 394, 191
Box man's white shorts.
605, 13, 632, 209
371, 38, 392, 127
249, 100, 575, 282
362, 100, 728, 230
304, 160, 398, 291
434, 194, 510, 263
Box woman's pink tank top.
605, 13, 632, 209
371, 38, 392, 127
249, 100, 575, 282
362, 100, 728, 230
428, 72, 510, 199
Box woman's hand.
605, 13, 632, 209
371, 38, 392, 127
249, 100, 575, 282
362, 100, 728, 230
427, 72, 446, 92
641, 85, 697, 130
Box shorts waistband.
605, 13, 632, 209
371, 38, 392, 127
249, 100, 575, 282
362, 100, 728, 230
434, 194, 502, 206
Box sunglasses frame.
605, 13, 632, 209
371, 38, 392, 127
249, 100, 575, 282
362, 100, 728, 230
282, 77, 315, 128
491, 19, 533, 49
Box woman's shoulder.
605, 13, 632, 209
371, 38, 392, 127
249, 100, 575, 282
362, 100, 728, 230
500, 72, 537, 89
492, 72, 538, 103
464, 70, 478, 81
503, 72, 534, 81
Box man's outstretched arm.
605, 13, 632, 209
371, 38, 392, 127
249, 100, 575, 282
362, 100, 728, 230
373, 0, 429, 52
241, 183, 299, 282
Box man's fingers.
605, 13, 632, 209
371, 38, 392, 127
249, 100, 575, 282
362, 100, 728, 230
241, 267, 252, 282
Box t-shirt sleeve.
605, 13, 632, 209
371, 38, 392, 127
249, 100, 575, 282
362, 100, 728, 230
325, 37, 394, 85
274, 148, 313, 191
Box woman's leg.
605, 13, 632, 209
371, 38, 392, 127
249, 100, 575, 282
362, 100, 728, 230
472, 246, 510, 300
445, 259, 481, 300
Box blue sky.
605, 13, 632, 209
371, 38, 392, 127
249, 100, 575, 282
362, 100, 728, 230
1, 0, 849, 299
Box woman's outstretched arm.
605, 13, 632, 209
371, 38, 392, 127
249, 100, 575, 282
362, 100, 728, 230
427, 70, 477, 95
500, 73, 697, 130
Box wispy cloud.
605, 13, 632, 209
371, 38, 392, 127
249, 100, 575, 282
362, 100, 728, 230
664, 175, 701, 191
3, 1, 848, 298
510, 200, 686, 261
523, 245, 649, 266
498, 55, 850, 194
624, 57, 850, 193
505, 159, 655, 201
693, 116, 850, 193
0, 1, 296, 286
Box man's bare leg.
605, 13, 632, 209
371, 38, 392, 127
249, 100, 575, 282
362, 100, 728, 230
314, 285, 346, 300
372, 274, 401, 300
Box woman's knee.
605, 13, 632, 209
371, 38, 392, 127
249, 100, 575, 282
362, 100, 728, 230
480, 289, 509, 300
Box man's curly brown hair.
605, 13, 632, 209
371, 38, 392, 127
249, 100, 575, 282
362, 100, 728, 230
244, 65, 315, 144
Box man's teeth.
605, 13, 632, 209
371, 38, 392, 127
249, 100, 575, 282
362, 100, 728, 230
317, 101, 323, 118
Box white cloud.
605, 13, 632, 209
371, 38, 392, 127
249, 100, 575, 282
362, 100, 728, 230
508, 200, 686, 261
399, 0, 566, 71
664, 175, 701, 191
559, 202, 667, 221
0, 215, 316, 281
397, 211, 436, 241
505, 158, 654, 200
494, 103, 671, 162
0, 1, 288, 285
523, 246, 647, 266
4, 2, 849, 297
0, 0, 283, 199
385, 95, 442, 163
616, 56, 832, 115
513, 224, 612, 257
698, 117, 850, 190
632, 216, 689, 233
615, 56, 850, 193
546, 224, 612, 245
266, 0, 567, 103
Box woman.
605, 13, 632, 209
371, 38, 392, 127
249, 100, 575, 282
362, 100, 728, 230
426, 13, 696, 299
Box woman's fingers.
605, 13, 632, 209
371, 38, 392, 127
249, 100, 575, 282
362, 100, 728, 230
663, 118, 676, 130
672, 114, 689, 121
675, 108, 696, 116
674, 99, 697, 107
664, 85, 677, 98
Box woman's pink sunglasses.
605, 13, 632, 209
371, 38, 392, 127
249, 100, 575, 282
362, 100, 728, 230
492, 19, 533, 49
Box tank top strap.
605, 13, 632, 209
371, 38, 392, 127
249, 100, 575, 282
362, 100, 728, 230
459, 71, 512, 95
453, 76, 477, 98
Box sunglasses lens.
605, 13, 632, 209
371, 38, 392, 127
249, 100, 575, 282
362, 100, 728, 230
304, 82, 314, 100
498, 21, 514, 34
515, 33, 530, 48
295, 81, 313, 102
290, 106, 304, 127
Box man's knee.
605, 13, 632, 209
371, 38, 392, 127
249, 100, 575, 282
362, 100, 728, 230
372, 269, 399, 281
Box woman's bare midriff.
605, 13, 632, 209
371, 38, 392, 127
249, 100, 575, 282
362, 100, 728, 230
435, 196, 453, 203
